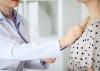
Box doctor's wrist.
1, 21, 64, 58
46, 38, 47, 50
58, 38, 70, 49
40, 60, 46, 65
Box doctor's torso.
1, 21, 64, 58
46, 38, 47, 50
0, 10, 29, 70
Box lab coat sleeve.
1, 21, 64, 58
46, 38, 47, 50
0, 32, 61, 60
24, 60, 48, 69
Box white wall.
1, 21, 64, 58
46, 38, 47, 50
39, 3, 53, 37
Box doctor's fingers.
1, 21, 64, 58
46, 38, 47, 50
71, 30, 83, 36
70, 26, 84, 33
72, 31, 82, 38
73, 31, 83, 35
73, 32, 83, 39
74, 33, 82, 38
71, 25, 83, 30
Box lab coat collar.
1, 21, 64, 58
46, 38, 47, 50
0, 11, 5, 20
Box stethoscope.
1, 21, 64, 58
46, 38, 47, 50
12, 9, 29, 43
60, 45, 69, 51
0, 8, 28, 43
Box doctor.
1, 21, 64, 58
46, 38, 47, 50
0, 0, 83, 71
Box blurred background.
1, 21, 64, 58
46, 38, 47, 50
17, 0, 89, 71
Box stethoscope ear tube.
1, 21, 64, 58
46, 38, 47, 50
15, 6, 29, 43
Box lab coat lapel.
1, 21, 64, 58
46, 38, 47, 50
0, 21, 19, 37
0, 19, 29, 44
0, 11, 22, 40
0, 22, 23, 43
0, 10, 29, 43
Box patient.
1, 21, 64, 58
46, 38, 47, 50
63, 0, 100, 71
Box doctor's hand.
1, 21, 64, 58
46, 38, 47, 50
43, 58, 56, 64
59, 25, 84, 48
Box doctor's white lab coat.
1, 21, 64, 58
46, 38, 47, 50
0, 10, 61, 71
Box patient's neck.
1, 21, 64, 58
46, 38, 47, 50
86, 1, 100, 21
